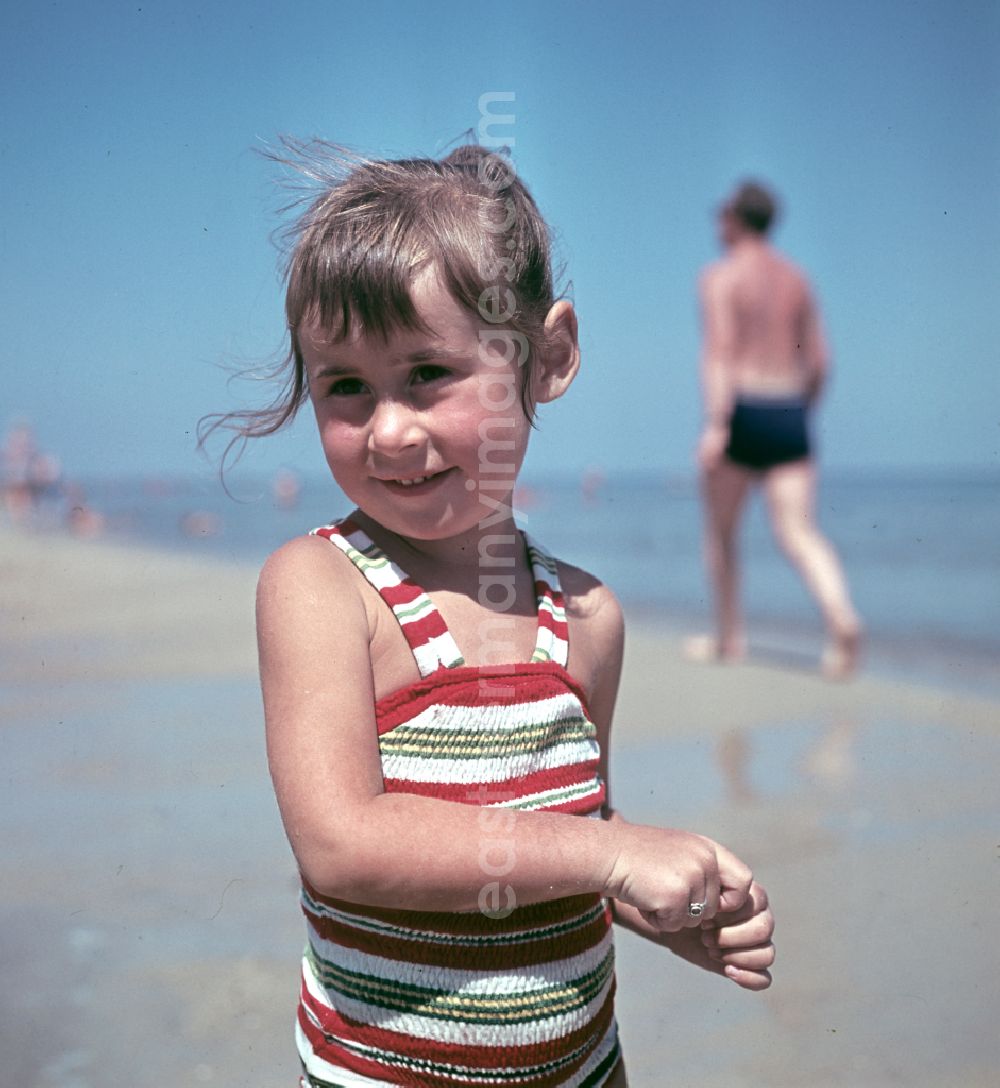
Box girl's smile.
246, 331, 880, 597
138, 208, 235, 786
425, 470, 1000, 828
377, 467, 458, 494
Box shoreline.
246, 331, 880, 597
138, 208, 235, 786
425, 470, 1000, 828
5, 517, 996, 697
3, 521, 999, 1086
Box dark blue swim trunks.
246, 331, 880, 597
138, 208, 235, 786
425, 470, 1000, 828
725, 395, 811, 470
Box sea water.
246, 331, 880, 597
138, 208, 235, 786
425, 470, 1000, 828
64, 469, 1000, 691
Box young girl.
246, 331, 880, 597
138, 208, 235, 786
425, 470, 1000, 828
209, 141, 774, 1087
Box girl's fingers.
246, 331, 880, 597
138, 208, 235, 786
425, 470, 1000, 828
684, 870, 722, 928
712, 879, 769, 926
723, 964, 773, 991
713, 844, 753, 912
639, 870, 722, 932
715, 942, 775, 970
704, 909, 774, 950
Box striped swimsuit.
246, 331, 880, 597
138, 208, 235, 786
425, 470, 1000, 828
297, 517, 620, 1087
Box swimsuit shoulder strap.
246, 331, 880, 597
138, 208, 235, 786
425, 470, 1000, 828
311, 517, 466, 678
524, 534, 570, 668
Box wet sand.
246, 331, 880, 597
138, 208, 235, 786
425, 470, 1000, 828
2, 526, 998, 1086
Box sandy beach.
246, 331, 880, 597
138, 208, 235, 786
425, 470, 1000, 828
2, 525, 998, 1087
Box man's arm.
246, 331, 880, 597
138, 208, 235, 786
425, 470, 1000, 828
696, 267, 737, 468
799, 282, 829, 404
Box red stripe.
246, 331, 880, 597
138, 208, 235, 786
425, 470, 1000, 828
379, 776, 601, 809
389, 608, 452, 651
381, 763, 602, 805
300, 980, 616, 1086
378, 579, 426, 609
536, 605, 569, 642
534, 579, 569, 635
305, 903, 612, 970
376, 661, 590, 734
376, 582, 455, 656
302, 884, 604, 937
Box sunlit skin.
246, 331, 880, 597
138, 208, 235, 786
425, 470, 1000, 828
301, 267, 538, 563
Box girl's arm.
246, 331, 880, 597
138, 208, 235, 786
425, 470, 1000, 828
259, 537, 751, 926
570, 568, 772, 988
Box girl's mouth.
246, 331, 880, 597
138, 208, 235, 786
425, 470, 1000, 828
380, 468, 453, 493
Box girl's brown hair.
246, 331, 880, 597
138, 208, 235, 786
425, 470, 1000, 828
199, 139, 560, 468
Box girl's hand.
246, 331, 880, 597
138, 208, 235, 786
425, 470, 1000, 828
606, 821, 753, 932
699, 880, 775, 990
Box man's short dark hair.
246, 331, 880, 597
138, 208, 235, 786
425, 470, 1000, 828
725, 181, 779, 234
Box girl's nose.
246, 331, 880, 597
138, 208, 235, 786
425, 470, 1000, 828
367, 398, 424, 455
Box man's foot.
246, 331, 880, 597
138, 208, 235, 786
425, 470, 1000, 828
683, 633, 747, 664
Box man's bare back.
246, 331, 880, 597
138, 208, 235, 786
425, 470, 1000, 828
701, 235, 827, 401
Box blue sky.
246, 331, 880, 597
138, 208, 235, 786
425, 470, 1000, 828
2, 0, 997, 484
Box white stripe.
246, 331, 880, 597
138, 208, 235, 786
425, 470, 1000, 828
382, 690, 590, 735
382, 736, 600, 786
297, 1011, 619, 1086
423, 630, 465, 667
524, 532, 569, 668
306, 926, 612, 994
297, 1019, 396, 1086
411, 639, 445, 678
563, 1019, 620, 1087
301, 940, 615, 1049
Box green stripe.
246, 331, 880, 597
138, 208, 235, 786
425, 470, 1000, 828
391, 597, 434, 622
306, 946, 614, 1025
303, 1021, 607, 1084
380, 718, 595, 759
342, 540, 390, 572
526, 543, 559, 578
505, 780, 602, 811
538, 598, 567, 622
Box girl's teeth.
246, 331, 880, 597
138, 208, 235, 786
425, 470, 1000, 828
398, 476, 429, 487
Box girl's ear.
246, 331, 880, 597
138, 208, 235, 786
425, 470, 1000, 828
533, 300, 581, 404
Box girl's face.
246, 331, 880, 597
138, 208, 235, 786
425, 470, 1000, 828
301, 268, 535, 544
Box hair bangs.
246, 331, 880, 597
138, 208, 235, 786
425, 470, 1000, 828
287, 209, 434, 346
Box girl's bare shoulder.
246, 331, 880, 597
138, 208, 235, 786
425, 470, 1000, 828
258, 531, 357, 599
556, 559, 625, 643
556, 559, 625, 724
256, 531, 374, 646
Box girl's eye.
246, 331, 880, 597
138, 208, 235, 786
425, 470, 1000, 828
328, 377, 367, 396
411, 364, 449, 385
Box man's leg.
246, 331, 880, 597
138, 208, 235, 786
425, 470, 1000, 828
700, 459, 754, 658
763, 459, 862, 676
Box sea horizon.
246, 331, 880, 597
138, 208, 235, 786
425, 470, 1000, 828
12, 464, 1000, 696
